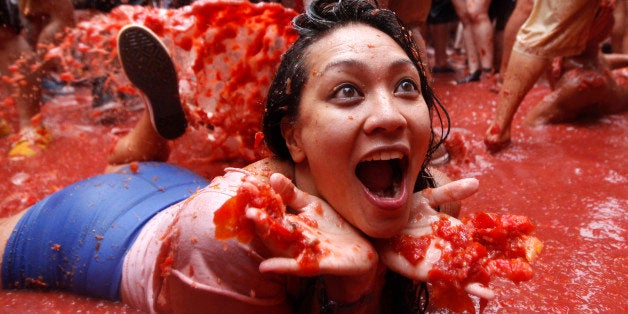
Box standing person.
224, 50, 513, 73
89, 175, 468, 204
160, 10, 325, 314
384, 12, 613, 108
0, 0, 34, 139
6, 0, 75, 157
428, 0, 459, 74
0, 1, 538, 312
451, 0, 493, 84
18, 0, 75, 48
484, 0, 605, 152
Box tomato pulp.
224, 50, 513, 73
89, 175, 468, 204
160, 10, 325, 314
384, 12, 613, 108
0, 1, 626, 312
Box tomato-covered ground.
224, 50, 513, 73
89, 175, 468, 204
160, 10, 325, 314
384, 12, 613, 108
0, 1, 626, 312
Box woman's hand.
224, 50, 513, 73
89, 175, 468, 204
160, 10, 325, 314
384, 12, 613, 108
244, 173, 378, 277
375, 178, 495, 299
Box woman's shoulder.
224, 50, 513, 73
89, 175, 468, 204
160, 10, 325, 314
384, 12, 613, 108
243, 157, 294, 183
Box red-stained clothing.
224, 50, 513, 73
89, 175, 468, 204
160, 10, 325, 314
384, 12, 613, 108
121, 168, 294, 313
514, 0, 601, 59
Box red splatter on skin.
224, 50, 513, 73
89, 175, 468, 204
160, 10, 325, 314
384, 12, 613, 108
214, 178, 323, 275
488, 124, 501, 135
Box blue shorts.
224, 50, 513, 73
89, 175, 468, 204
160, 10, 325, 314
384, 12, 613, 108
2, 162, 209, 300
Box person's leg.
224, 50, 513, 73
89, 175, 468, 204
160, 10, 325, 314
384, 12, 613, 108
467, 0, 493, 72
451, 0, 481, 83
107, 111, 171, 167
484, 51, 549, 151
490, 0, 516, 73
430, 22, 456, 71
1, 29, 51, 158
499, 0, 533, 75
427, 0, 459, 72
523, 78, 591, 126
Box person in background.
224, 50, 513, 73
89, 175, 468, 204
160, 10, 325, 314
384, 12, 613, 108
0, 0, 32, 138
450, 0, 493, 84
489, 0, 516, 74
0, 1, 510, 312
523, 2, 628, 126
484, 0, 607, 152
427, 0, 458, 74
2, 0, 75, 157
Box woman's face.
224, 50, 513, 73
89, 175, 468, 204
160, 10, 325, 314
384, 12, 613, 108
283, 23, 431, 238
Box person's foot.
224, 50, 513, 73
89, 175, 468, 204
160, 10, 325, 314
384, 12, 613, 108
8, 127, 52, 158
484, 123, 511, 153
117, 24, 187, 140
456, 69, 481, 84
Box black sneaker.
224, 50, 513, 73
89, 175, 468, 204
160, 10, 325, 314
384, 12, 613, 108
117, 24, 187, 139
456, 69, 481, 85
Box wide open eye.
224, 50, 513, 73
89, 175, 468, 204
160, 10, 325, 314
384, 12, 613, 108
394, 78, 419, 96
331, 83, 363, 102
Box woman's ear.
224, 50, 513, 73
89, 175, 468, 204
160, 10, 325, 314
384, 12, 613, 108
281, 119, 306, 163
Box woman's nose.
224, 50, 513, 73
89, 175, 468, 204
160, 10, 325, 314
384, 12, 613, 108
363, 93, 407, 135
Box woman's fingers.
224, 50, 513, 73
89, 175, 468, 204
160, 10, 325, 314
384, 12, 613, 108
421, 177, 479, 208
269, 173, 313, 214
465, 282, 495, 299
259, 257, 301, 274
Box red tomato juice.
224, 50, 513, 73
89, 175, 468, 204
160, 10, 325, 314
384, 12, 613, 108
0, 1, 625, 312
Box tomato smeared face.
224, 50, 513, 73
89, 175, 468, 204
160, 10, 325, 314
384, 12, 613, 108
283, 23, 431, 238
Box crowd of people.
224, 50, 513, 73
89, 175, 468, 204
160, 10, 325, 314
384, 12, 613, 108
2, 0, 627, 156
0, 0, 626, 312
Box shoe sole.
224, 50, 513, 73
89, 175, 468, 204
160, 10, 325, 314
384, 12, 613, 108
117, 24, 187, 139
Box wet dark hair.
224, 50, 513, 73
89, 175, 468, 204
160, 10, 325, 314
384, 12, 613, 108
263, 0, 450, 191
0, 0, 22, 34
264, 1, 449, 311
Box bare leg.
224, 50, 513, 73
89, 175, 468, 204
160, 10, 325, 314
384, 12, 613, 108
106, 25, 188, 171
430, 22, 456, 70
525, 68, 628, 126
107, 111, 171, 168
452, 0, 481, 82
523, 82, 588, 126
499, 0, 533, 74
484, 51, 549, 151
467, 0, 493, 71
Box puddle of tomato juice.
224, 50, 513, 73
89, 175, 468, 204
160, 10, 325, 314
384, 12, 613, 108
0, 1, 626, 312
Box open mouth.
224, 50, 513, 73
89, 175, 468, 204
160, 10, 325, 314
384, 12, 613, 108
355, 152, 407, 199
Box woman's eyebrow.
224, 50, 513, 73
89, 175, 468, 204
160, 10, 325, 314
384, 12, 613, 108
321, 59, 366, 74
321, 58, 415, 74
